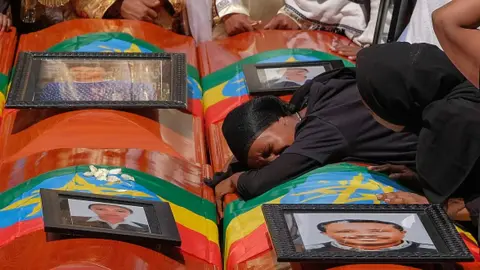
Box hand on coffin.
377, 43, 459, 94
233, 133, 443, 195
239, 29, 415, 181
0, 14, 11, 32
214, 172, 241, 219
121, 0, 161, 22
223, 13, 259, 36
329, 38, 362, 61
264, 14, 300, 30
377, 192, 429, 204
368, 164, 419, 182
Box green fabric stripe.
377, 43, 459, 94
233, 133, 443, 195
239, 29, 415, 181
0, 73, 8, 96
47, 32, 162, 54
223, 163, 397, 229
47, 32, 201, 82
201, 49, 355, 91
0, 166, 216, 222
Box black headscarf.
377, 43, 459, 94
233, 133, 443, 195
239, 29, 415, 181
356, 42, 467, 133
221, 96, 296, 165
357, 42, 480, 204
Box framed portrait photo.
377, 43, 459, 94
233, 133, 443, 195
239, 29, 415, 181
262, 204, 473, 264
40, 189, 181, 246
242, 60, 344, 95
6, 52, 187, 109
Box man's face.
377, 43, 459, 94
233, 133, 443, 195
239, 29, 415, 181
323, 222, 406, 249
90, 204, 131, 223
283, 68, 308, 82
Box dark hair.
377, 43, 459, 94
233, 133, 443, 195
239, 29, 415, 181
317, 219, 404, 232
285, 67, 308, 72
222, 96, 296, 165
88, 203, 133, 214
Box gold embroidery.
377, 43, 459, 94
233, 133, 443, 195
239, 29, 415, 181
71, 0, 117, 19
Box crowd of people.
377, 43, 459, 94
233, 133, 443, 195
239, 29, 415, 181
0, 0, 457, 59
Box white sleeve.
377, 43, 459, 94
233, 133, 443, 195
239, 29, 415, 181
353, 0, 388, 46
186, 0, 213, 43
216, 0, 249, 18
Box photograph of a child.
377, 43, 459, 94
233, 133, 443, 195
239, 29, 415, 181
64, 199, 151, 233
34, 59, 171, 102
257, 65, 327, 89
288, 213, 437, 253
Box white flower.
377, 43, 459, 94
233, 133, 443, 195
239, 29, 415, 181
108, 168, 122, 175
121, 174, 135, 181
83, 165, 133, 183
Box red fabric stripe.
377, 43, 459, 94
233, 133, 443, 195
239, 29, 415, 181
205, 96, 249, 126
0, 219, 221, 268
226, 223, 271, 270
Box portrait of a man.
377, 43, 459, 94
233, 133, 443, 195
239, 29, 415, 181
66, 199, 151, 233
313, 219, 436, 252
291, 213, 437, 253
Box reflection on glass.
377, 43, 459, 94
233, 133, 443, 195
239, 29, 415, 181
34, 59, 171, 102
286, 212, 438, 253
257, 65, 327, 89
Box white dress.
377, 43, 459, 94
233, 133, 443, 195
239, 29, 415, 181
398, 0, 451, 49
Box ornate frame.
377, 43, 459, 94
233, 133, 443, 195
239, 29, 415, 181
262, 204, 473, 263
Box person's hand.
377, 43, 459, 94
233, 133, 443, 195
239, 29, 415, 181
120, 0, 161, 22
223, 13, 259, 36
329, 38, 361, 60
264, 14, 300, 30
0, 14, 11, 32
377, 192, 429, 204
368, 164, 418, 182
214, 173, 240, 218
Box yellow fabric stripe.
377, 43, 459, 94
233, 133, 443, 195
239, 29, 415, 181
163, 197, 219, 245
0, 92, 4, 116
202, 81, 228, 111
224, 198, 281, 266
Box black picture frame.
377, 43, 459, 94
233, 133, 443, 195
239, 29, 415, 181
243, 60, 344, 95
262, 204, 473, 264
373, 0, 417, 44
40, 189, 181, 246
6, 52, 188, 109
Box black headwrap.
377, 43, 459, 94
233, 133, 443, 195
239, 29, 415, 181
357, 42, 480, 205
222, 96, 296, 165
356, 42, 467, 133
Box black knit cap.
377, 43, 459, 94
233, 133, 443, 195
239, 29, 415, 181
222, 96, 296, 165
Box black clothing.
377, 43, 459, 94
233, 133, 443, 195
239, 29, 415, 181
0, 0, 8, 14
357, 43, 480, 205
71, 216, 150, 233
356, 42, 467, 133
309, 241, 436, 253
237, 69, 418, 200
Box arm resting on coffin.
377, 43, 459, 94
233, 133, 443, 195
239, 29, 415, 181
236, 153, 318, 200
433, 0, 480, 88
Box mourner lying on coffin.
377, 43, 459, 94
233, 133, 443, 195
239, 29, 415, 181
208, 68, 419, 216
356, 43, 480, 231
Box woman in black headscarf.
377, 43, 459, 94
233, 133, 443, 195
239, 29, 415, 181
356, 42, 480, 225
211, 68, 419, 217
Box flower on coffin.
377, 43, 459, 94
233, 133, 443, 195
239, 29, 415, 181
83, 165, 135, 183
